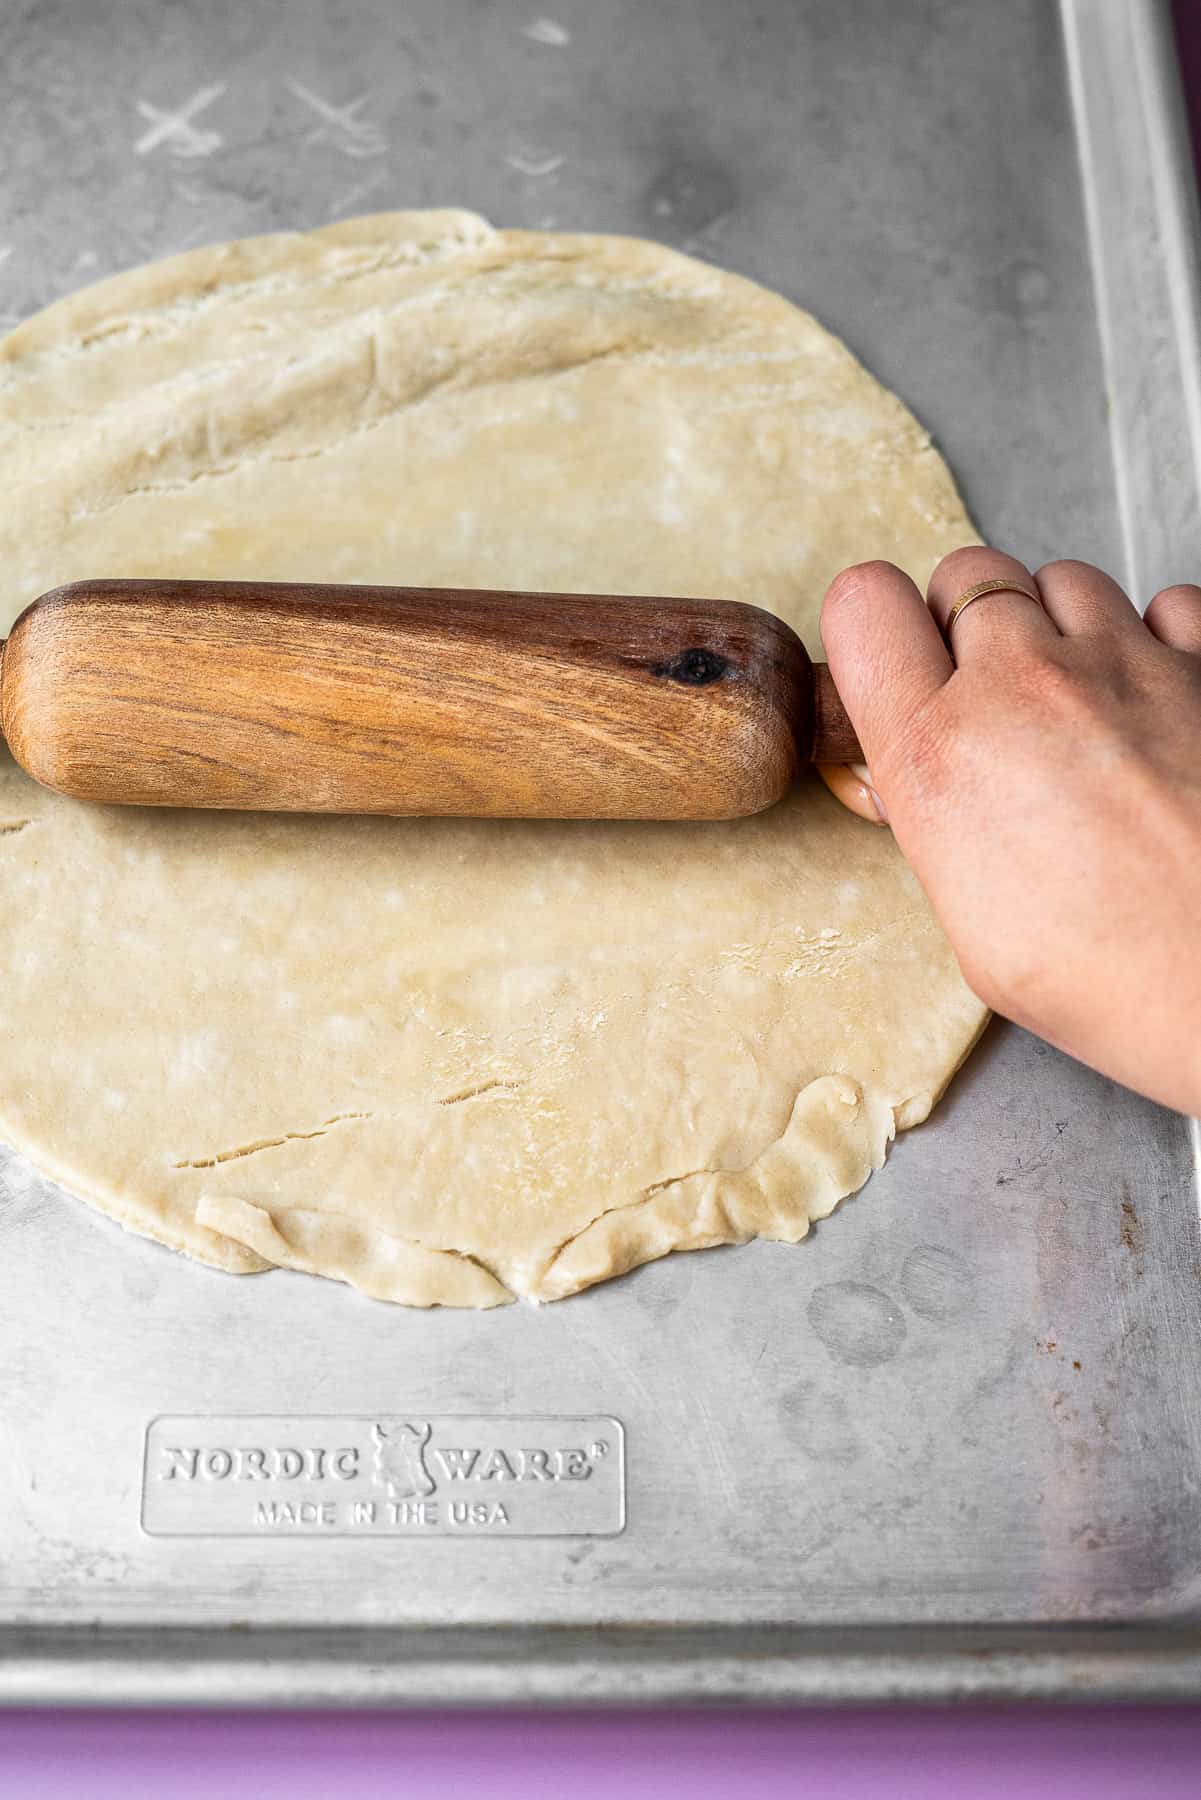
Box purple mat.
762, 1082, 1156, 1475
4, 1707, 1201, 1799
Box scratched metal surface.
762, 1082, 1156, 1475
2, 0, 1201, 1704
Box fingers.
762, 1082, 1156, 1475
820, 560, 953, 776
1145, 583, 1201, 655
926, 546, 1058, 659
819, 550, 1199, 835
816, 760, 889, 825
1034, 559, 1142, 637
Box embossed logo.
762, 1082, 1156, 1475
142, 1415, 624, 1537
372, 1421, 435, 1500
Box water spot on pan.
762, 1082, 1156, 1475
900, 1244, 976, 1321
640, 157, 737, 240
778, 1381, 863, 1465
808, 1280, 906, 1367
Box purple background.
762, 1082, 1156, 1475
3, 1707, 1201, 1799
4, 5, 1201, 1794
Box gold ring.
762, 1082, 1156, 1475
946, 576, 1043, 635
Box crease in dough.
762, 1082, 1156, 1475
169, 1110, 373, 1169
62, 321, 790, 523
0, 210, 504, 378
436, 1080, 522, 1106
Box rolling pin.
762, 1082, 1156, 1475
0, 579, 863, 820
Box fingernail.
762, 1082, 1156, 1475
849, 760, 890, 826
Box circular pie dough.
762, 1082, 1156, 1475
0, 211, 986, 1306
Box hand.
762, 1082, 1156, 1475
820, 547, 1201, 1116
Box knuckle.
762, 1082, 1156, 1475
931, 545, 987, 589
1033, 557, 1101, 589
1147, 582, 1201, 618
1019, 646, 1100, 714
1029, 648, 1080, 695
822, 561, 897, 617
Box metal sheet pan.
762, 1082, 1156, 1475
2, 0, 1200, 1706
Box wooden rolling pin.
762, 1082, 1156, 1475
0, 579, 862, 820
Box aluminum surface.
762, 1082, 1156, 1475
1, 0, 1200, 1705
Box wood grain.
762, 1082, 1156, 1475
0, 579, 861, 819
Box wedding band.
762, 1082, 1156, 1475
946, 576, 1043, 635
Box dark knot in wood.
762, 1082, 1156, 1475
652, 647, 730, 686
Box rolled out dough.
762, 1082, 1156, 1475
0, 211, 986, 1306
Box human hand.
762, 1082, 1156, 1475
819, 547, 1201, 1115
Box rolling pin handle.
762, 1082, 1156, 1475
810, 662, 862, 764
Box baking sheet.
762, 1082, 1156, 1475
2, 0, 1201, 1704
